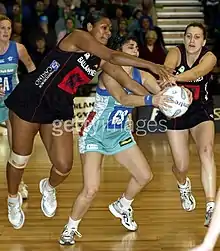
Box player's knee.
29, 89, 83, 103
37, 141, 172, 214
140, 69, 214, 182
138, 171, 153, 187
199, 143, 214, 160
83, 185, 99, 200
172, 162, 188, 173
8, 151, 31, 169
53, 158, 73, 175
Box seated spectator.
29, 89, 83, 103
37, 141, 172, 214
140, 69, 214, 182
135, 15, 153, 46
30, 36, 50, 68
108, 18, 128, 50
142, 0, 157, 25
43, 0, 59, 29
203, 0, 220, 37
55, 3, 82, 37
110, 6, 125, 37
29, 15, 57, 52
127, 9, 143, 36
139, 29, 167, 76
0, 3, 7, 15
11, 21, 22, 44
57, 17, 75, 42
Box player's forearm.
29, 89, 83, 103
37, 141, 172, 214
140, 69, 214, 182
176, 70, 200, 82
122, 80, 149, 96
120, 94, 153, 107
203, 188, 220, 249
144, 82, 161, 94
110, 51, 155, 70
119, 95, 145, 107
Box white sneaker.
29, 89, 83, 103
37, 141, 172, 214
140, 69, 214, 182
109, 200, 137, 231
18, 181, 28, 200
8, 193, 25, 229
59, 225, 82, 245
39, 178, 57, 217
178, 177, 196, 212
204, 206, 214, 227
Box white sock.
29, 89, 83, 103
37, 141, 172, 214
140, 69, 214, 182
206, 201, 215, 211
45, 179, 54, 192
119, 195, 134, 210
67, 217, 81, 230
8, 195, 19, 204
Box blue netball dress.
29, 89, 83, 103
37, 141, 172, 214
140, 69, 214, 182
79, 67, 142, 155
0, 41, 19, 123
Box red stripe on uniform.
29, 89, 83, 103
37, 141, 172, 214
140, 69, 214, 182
79, 111, 96, 136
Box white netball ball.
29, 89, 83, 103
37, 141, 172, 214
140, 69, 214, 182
160, 86, 191, 118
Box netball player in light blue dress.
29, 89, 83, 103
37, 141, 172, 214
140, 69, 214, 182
0, 15, 36, 199
59, 35, 179, 245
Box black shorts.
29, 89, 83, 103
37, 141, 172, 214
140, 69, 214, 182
4, 81, 74, 124
156, 101, 214, 130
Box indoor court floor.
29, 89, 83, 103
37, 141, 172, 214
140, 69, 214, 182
0, 132, 220, 251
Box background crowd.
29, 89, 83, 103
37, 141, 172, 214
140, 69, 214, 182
0, 0, 220, 95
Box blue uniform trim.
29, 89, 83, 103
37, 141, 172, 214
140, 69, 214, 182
132, 67, 142, 85
96, 68, 142, 96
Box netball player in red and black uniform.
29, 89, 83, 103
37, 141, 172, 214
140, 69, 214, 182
161, 22, 217, 227
4, 11, 172, 230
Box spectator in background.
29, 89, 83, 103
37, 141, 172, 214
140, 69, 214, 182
203, 0, 219, 36
11, 21, 22, 43
10, 2, 22, 23
55, 1, 82, 37
136, 15, 153, 46
139, 29, 167, 67
127, 9, 143, 36
29, 15, 57, 51
57, 17, 75, 42
88, 5, 97, 14
30, 36, 50, 67
111, 6, 125, 37
43, 0, 59, 29
142, 0, 157, 25
0, 3, 7, 15
108, 18, 128, 49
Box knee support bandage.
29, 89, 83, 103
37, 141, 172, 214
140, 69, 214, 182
8, 151, 31, 169
53, 166, 71, 177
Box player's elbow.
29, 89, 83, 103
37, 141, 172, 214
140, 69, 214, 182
107, 51, 121, 65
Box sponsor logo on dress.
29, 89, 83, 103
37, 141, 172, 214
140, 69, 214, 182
35, 60, 60, 88
76, 53, 98, 77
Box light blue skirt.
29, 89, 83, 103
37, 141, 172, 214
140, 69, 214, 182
0, 101, 9, 123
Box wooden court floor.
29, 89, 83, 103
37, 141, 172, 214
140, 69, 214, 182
0, 132, 220, 251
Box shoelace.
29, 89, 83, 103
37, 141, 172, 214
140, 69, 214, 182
206, 207, 214, 219
19, 183, 28, 192
63, 227, 82, 239
45, 189, 56, 205
8, 202, 21, 218
122, 207, 135, 224
180, 187, 193, 208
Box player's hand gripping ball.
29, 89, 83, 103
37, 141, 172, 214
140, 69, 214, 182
160, 86, 192, 118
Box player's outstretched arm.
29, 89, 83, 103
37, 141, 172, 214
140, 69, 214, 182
141, 71, 161, 94
176, 52, 217, 82
101, 62, 148, 96
100, 72, 173, 109
70, 29, 174, 81
159, 47, 180, 88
